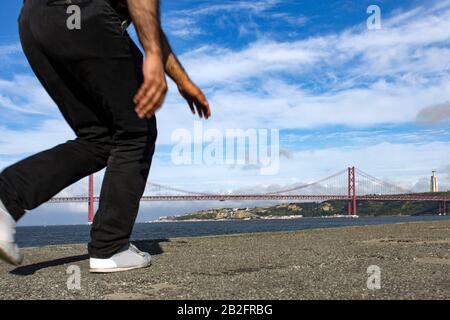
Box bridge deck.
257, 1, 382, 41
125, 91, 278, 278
49, 194, 449, 203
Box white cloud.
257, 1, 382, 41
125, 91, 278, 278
164, 0, 281, 38
163, 17, 204, 38
180, 39, 327, 85
0, 43, 21, 56
0, 42, 28, 72
0, 75, 58, 115
168, 0, 280, 17
0, 119, 73, 155
181, 1, 450, 85
153, 76, 450, 144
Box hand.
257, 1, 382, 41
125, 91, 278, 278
178, 80, 211, 119
134, 52, 168, 119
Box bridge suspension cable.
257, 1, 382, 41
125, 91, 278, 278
266, 169, 348, 195
355, 168, 412, 194
148, 182, 215, 196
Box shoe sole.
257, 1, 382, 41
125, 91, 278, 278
89, 261, 151, 273
0, 245, 22, 266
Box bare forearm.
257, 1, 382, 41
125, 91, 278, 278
127, 0, 162, 56
161, 30, 190, 86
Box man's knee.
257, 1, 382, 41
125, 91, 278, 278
113, 118, 157, 155
75, 133, 114, 161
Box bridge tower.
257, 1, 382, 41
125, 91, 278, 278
348, 167, 357, 216
88, 174, 94, 224
430, 171, 438, 193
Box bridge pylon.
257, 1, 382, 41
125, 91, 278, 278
348, 167, 357, 216
88, 174, 94, 224
439, 199, 448, 215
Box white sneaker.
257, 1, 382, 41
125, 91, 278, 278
89, 243, 151, 273
0, 199, 23, 266
0, 241, 23, 266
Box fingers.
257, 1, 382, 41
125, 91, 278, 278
136, 84, 158, 113
133, 81, 149, 104
202, 99, 212, 119
139, 88, 167, 119
193, 101, 209, 119
188, 100, 196, 115
144, 86, 165, 114
134, 81, 168, 119
195, 94, 211, 119
195, 102, 203, 119
146, 93, 167, 119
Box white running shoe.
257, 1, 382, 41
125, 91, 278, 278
0, 199, 23, 266
89, 243, 151, 273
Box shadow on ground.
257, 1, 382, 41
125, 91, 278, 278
9, 239, 169, 276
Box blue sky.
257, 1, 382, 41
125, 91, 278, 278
1, 0, 450, 225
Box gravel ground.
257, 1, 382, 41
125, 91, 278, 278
0, 220, 449, 300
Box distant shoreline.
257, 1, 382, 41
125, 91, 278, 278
152, 199, 447, 223
151, 214, 383, 223
152, 216, 304, 223
16, 213, 447, 228
151, 213, 447, 223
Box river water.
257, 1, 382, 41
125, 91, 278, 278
16, 215, 450, 248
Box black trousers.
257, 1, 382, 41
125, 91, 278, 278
0, 0, 157, 258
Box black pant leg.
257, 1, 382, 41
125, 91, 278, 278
52, 1, 158, 258
79, 39, 157, 259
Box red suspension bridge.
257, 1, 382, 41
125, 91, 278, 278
48, 167, 448, 223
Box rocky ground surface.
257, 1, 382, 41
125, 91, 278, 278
0, 220, 449, 300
